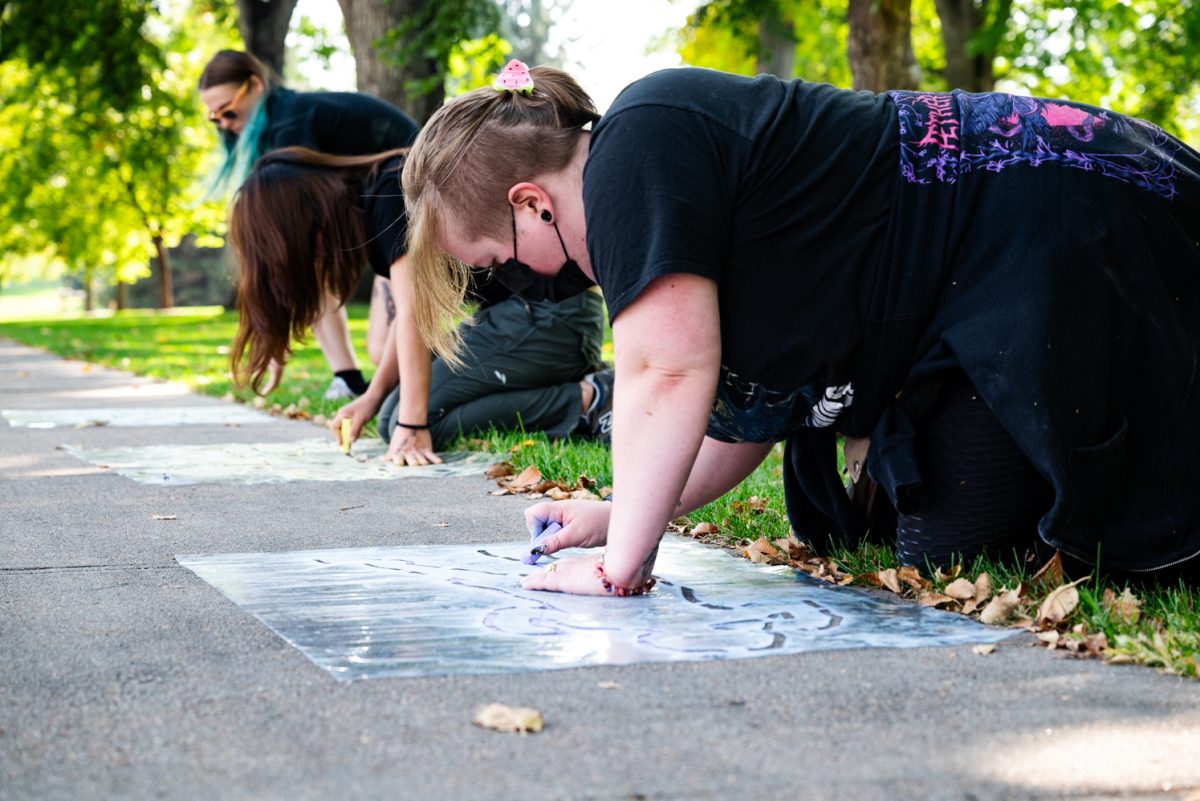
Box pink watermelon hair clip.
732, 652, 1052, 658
493, 59, 535, 95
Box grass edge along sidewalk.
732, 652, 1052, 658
1, 308, 1196, 679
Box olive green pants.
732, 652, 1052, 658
379, 290, 605, 449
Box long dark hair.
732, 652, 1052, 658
228, 146, 408, 393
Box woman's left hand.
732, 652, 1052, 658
385, 426, 443, 466
520, 553, 612, 595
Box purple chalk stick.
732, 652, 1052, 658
522, 521, 562, 565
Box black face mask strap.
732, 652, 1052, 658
509, 204, 519, 263
551, 221, 571, 261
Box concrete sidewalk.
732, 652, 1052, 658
1, 339, 1197, 801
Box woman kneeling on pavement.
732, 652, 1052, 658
227, 146, 613, 465
400, 60, 1200, 591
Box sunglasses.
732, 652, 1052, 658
207, 80, 252, 125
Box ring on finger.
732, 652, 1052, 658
545, 563, 557, 573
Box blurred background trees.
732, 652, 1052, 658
0, 0, 1196, 311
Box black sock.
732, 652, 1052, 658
335, 369, 369, 396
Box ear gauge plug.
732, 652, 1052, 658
540, 210, 553, 222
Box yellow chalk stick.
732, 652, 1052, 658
340, 418, 352, 454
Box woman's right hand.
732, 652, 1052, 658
524, 499, 612, 556
329, 394, 381, 447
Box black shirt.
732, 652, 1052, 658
584, 68, 897, 392
361, 157, 510, 309
264, 87, 419, 155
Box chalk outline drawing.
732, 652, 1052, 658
63, 438, 494, 485
178, 537, 1012, 681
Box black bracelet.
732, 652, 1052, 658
396, 422, 429, 430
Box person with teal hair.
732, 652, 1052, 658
198, 49, 419, 399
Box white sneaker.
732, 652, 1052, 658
322, 376, 357, 400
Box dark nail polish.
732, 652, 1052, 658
530, 547, 544, 556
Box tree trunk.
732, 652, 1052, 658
115, 280, 128, 311
338, 0, 443, 123
934, 0, 1000, 92
235, 0, 300, 77
847, 0, 919, 92
153, 235, 174, 309
83, 275, 94, 313
756, 9, 795, 78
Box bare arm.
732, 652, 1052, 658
388, 255, 441, 465
522, 273, 722, 594
524, 436, 773, 560
329, 319, 397, 445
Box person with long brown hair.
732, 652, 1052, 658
228, 146, 612, 464
400, 60, 1200, 593
199, 49, 418, 400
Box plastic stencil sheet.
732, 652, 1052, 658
4, 405, 279, 428
177, 536, 1013, 681
64, 438, 494, 485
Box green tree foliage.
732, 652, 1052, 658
678, 0, 1200, 143
370, 0, 503, 115
0, 1, 234, 307
678, 0, 851, 86
0, 0, 159, 112
994, 1, 1200, 137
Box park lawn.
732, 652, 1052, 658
1, 308, 1196, 679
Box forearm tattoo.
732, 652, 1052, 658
379, 280, 396, 322
637, 542, 661, 584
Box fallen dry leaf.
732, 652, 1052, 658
771, 533, 812, 561
878, 568, 903, 595
507, 464, 543, 489
1065, 631, 1108, 657
732, 495, 769, 514
485, 461, 515, 480
149, 514, 177, 521
897, 566, 931, 592
974, 572, 994, 604
745, 537, 781, 564
545, 486, 572, 501
1036, 576, 1090, 628
971, 644, 996, 656
934, 564, 962, 582
1101, 587, 1142, 625
961, 599, 980, 616
979, 589, 1021, 625
1029, 551, 1064, 593
1036, 630, 1061, 645
691, 521, 720, 537
918, 592, 958, 608
473, 703, 543, 734
944, 578, 976, 601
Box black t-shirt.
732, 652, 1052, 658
265, 88, 419, 155
360, 157, 409, 279
584, 68, 897, 392
360, 157, 510, 308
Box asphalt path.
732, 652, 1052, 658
2, 339, 1198, 801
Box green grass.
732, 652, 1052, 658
2, 307, 1196, 679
